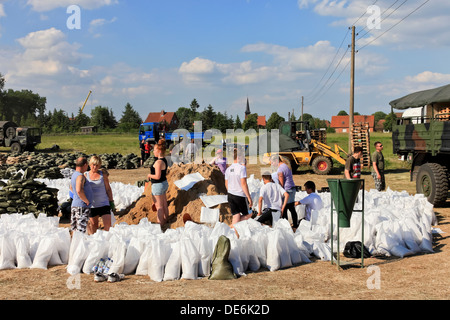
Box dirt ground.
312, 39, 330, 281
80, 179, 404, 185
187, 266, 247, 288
1, 165, 449, 302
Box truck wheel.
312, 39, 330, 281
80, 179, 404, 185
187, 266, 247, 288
311, 156, 333, 175
416, 162, 449, 207
11, 142, 21, 154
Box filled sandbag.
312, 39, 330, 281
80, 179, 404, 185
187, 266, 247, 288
209, 236, 237, 280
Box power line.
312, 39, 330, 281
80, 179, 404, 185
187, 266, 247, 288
304, 28, 350, 100
307, 49, 351, 106
357, 0, 408, 42
356, 0, 403, 39
358, 0, 431, 51
304, 0, 379, 106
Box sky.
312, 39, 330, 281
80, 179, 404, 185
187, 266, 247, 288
1, 0, 449, 124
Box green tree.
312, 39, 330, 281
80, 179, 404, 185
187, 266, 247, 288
176, 106, 193, 130
1, 89, 46, 125
383, 112, 397, 132
337, 110, 348, 116
266, 112, 285, 130
90, 106, 117, 130
373, 111, 387, 127
243, 113, 258, 131
234, 115, 242, 130
73, 108, 91, 130
119, 102, 142, 131
201, 104, 216, 130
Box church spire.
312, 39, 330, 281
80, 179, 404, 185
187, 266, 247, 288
245, 97, 251, 119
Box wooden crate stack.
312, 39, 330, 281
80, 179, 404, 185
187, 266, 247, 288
310, 129, 327, 144
436, 107, 450, 121
351, 122, 371, 169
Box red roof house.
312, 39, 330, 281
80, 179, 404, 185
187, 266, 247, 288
330, 115, 375, 133
144, 110, 179, 131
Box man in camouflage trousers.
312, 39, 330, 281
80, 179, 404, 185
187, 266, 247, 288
371, 141, 385, 191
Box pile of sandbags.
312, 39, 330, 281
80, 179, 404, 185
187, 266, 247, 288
36, 178, 145, 213
289, 187, 436, 259
0, 179, 59, 216
66, 217, 312, 280
0, 213, 71, 270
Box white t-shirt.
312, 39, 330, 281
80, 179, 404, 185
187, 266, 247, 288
299, 192, 323, 221
259, 182, 286, 211
225, 163, 247, 197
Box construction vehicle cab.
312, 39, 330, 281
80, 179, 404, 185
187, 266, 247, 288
265, 121, 348, 175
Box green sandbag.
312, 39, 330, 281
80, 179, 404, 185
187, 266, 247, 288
208, 235, 237, 280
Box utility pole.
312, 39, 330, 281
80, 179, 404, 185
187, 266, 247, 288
301, 96, 304, 131
349, 25, 356, 153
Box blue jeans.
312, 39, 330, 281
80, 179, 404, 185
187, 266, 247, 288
151, 180, 169, 196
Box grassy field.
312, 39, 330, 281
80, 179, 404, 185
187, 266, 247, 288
1, 131, 409, 171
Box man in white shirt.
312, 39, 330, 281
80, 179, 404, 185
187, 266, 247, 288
225, 148, 253, 227
257, 172, 289, 226
184, 138, 199, 163
295, 181, 323, 221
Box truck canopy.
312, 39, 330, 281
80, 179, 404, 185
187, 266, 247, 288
390, 83, 450, 110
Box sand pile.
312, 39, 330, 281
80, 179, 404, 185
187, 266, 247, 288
116, 163, 232, 229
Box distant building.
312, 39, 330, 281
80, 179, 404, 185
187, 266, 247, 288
244, 98, 266, 128
80, 126, 97, 134
330, 115, 375, 133
144, 110, 179, 131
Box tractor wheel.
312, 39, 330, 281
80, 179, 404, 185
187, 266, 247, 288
11, 142, 22, 154
311, 156, 333, 175
416, 162, 449, 207
290, 160, 299, 173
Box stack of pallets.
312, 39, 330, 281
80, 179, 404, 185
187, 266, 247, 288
351, 122, 371, 169
310, 129, 327, 144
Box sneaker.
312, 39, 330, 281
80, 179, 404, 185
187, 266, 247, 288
94, 272, 107, 282
107, 273, 125, 283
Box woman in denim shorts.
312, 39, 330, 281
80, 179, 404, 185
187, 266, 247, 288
148, 139, 169, 225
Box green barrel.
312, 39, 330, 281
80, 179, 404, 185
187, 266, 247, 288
327, 179, 362, 228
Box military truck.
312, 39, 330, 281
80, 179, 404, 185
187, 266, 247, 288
391, 83, 450, 206
0, 121, 42, 153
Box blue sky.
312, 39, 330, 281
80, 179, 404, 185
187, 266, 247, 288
1, 0, 449, 123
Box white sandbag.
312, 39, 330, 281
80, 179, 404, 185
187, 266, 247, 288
14, 234, 32, 269
108, 236, 127, 275
31, 235, 57, 269
123, 237, 144, 275
401, 223, 421, 254
229, 238, 246, 276
419, 220, 434, 253
180, 236, 201, 280
82, 238, 109, 274
247, 238, 261, 272
200, 195, 228, 208
135, 242, 152, 276
198, 235, 212, 277
148, 238, 170, 282
55, 228, 71, 265
67, 231, 89, 275
200, 207, 220, 225
163, 241, 182, 281
174, 172, 205, 191
390, 244, 413, 258
312, 241, 332, 261
266, 230, 281, 272
0, 234, 16, 270
253, 231, 268, 268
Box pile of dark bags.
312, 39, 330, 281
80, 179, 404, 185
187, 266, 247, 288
0, 178, 59, 217
0, 152, 144, 180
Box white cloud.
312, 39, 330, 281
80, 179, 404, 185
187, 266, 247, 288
298, 0, 450, 49
26, 0, 118, 12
